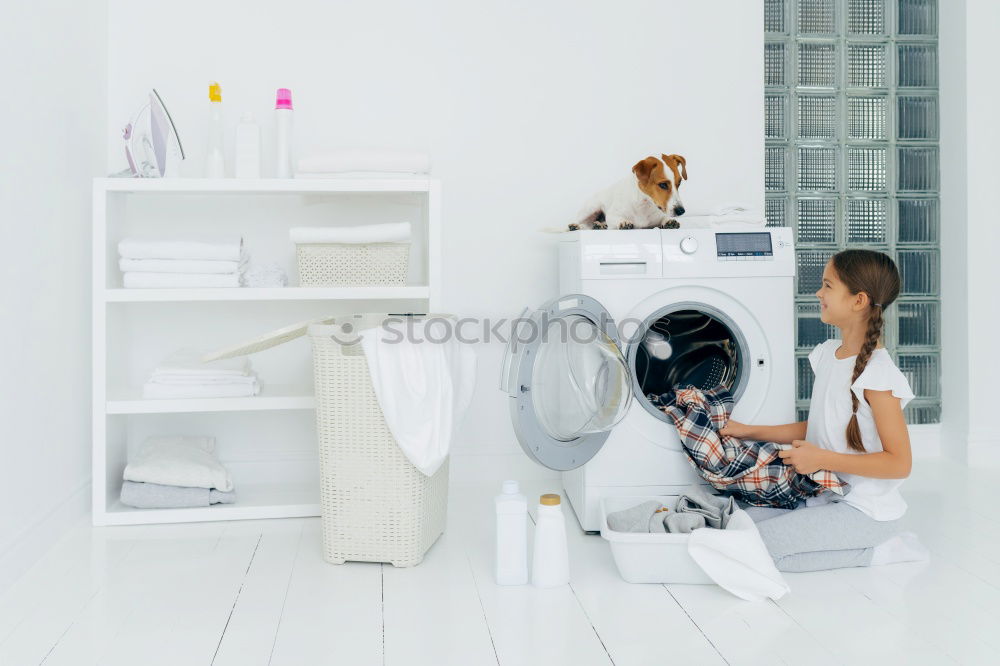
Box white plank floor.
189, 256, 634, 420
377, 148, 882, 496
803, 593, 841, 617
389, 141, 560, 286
2, 458, 998, 665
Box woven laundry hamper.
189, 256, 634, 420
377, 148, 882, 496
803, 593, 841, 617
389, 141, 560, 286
308, 318, 448, 567
296, 242, 409, 287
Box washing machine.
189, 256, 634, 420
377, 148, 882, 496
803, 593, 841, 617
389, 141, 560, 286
500, 227, 796, 532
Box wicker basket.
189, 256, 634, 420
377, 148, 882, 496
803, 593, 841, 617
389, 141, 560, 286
296, 242, 409, 287
308, 319, 448, 567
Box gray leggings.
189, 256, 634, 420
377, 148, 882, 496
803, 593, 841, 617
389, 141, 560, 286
735, 499, 901, 573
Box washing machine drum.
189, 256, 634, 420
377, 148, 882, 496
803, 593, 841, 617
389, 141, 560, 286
637, 310, 741, 396
660, 345, 733, 389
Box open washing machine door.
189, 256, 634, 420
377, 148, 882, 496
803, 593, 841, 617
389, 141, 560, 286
500, 294, 632, 471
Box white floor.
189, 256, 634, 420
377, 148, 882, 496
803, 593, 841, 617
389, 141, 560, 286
1, 459, 998, 666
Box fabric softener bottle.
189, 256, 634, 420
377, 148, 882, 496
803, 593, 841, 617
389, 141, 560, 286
531, 493, 570, 587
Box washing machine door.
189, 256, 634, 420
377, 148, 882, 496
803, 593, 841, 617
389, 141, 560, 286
500, 294, 632, 471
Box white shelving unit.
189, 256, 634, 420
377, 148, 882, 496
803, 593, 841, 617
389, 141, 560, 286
92, 177, 441, 526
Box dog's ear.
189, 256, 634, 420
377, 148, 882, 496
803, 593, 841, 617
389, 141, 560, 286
632, 156, 659, 183
662, 154, 688, 181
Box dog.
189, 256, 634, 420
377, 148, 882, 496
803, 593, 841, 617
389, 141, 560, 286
569, 154, 687, 230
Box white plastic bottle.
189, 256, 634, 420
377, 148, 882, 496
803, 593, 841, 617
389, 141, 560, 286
494, 480, 528, 586
205, 81, 226, 178
234, 112, 261, 179
274, 88, 294, 178
531, 493, 570, 588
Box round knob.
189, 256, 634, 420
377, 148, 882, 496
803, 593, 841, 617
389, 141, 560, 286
680, 236, 698, 254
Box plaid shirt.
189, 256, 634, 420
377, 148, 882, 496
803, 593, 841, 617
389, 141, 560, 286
649, 384, 849, 509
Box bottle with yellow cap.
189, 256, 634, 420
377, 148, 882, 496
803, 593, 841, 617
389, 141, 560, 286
531, 492, 570, 587
205, 82, 226, 178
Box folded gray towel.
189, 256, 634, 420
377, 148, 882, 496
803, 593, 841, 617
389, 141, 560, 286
120, 481, 236, 509
675, 487, 736, 530
665, 512, 706, 533
606, 500, 669, 533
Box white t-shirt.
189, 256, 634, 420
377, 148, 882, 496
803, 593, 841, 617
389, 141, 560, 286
803, 339, 915, 521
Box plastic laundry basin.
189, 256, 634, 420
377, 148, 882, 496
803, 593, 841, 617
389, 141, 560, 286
600, 495, 714, 584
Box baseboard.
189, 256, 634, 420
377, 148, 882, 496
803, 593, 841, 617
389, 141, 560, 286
0, 480, 91, 594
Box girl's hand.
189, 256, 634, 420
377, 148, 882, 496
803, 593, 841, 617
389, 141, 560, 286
719, 419, 750, 438
778, 440, 825, 475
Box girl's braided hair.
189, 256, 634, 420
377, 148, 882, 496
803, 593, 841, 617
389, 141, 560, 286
830, 249, 901, 452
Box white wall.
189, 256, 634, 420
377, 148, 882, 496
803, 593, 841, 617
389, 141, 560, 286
106, 0, 764, 482
0, 0, 106, 589
940, 0, 1000, 464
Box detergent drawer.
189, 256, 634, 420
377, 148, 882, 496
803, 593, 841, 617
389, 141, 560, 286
575, 230, 663, 279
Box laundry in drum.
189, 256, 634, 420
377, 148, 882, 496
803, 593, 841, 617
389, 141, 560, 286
648, 384, 850, 509
633, 311, 739, 398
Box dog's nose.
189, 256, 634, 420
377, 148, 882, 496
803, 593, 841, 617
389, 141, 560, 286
674, 206, 685, 216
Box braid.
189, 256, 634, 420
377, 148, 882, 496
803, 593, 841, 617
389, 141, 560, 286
845, 304, 885, 452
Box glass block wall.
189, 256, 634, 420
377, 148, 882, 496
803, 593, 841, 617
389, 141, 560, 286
764, 0, 941, 424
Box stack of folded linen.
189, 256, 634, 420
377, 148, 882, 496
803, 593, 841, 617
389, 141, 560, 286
296, 149, 430, 177
679, 203, 766, 228
120, 436, 236, 509
118, 237, 246, 288
143, 349, 260, 399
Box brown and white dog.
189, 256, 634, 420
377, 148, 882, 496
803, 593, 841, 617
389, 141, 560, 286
569, 154, 687, 230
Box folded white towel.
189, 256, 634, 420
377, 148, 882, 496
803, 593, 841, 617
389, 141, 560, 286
289, 222, 411, 245
142, 379, 260, 399
297, 149, 430, 175
295, 172, 428, 179
118, 237, 244, 262
147, 374, 259, 386
123, 272, 242, 288
123, 436, 234, 492
153, 349, 251, 378
119, 255, 246, 275
682, 203, 760, 217
687, 508, 790, 601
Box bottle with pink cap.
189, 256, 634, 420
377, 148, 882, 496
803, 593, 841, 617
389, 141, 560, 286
274, 88, 294, 178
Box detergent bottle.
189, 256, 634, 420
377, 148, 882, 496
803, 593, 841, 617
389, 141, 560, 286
531, 493, 570, 587
495, 480, 528, 585
205, 82, 226, 178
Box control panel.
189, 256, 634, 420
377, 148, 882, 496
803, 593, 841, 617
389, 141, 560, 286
715, 231, 775, 261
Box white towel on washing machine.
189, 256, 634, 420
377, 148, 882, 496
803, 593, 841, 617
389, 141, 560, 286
359, 317, 477, 476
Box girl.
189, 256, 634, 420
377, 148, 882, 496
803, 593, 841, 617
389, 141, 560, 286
720, 249, 928, 572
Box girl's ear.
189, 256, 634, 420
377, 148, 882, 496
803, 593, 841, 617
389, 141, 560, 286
851, 291, 868, 312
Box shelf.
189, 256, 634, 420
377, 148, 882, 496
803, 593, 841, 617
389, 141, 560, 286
104, 286, 431, 302
99, 483, 320, 525
106, 385, 315, 414
92, 173, 440, 525
96, 176, 434, 194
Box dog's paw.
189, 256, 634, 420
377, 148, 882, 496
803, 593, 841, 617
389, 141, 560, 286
663, 219, 680, 229
568, 223, 580, 231
618, 221, 634, 230
593, 221, 608, 230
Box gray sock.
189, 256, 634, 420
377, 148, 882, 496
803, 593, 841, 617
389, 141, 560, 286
607, 500, 668, 533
